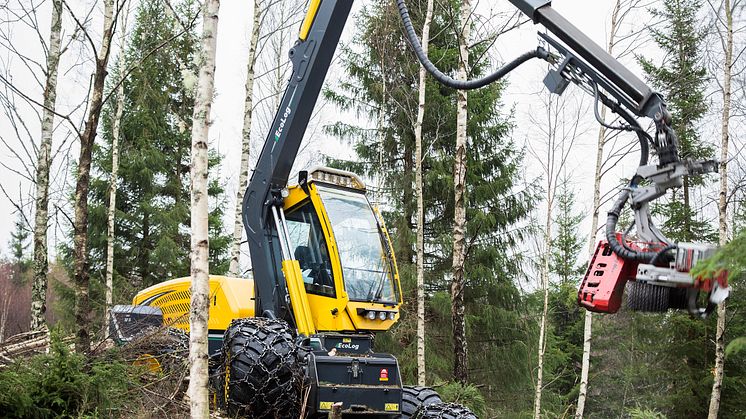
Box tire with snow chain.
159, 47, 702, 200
218, 318, 303, 418
415, 402, 478, 419
401, 386, 443, 417
626, 281, 670, 312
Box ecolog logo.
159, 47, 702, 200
274, 86, 298, 143
274, 105, 292, 142
336, 342, 360, 351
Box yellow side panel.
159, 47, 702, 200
133, 276, 255, 332
306, 293, 351, 331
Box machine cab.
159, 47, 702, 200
278, 167, 403, 334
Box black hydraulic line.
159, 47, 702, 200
396, 0, 549, 90
621, 221, 636, 254
605, 191, 658, 263
649, 244, 677, 266
396, 0, 662, 263
600, 106, 656, 262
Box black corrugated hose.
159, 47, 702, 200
396, 0, 668, 264
396, 0, 549, 90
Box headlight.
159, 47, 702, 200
378, 311, 387, 321
388, 311, 397, 321
366, 311, 377, 320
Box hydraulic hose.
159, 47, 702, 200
604, 190, 659, 263
396, 0, 549, 90
599, 98, 662, 263
396, 0, 662, 263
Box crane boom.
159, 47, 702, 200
243, 0, 353, 323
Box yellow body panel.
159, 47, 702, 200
133, 276, 254, 332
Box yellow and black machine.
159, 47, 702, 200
130, 167, 410, 418
110, 0, 729, 417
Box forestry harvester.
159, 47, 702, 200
109, 0, 729, 417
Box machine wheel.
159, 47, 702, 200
415, 402, 478, 419
219, 318, 303, 418
401, 386, 443, 417
668, 287, 689, 310
626, 281, 669, 312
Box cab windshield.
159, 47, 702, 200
316, 185, 397, 303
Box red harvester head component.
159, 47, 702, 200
578, 239, 639, 313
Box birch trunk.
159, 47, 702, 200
104, 10, 130, 336
188, 0, 220, 416
73, 0, 116, 353
707, 1, 733, 417
576, 111, 605, 419
576, 1, 623, 414
415, 0, 434, 388
229, 0, 262, 277
0, 291, 11, 343
451, 0, 470, 384
533, 209, 552, 419
30, 0, 63, 332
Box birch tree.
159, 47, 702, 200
229, 0, 264, 277
576, 1, 648, 415
451, 0, 471, 384
415, 0, 435, 387
529, 92, 585, 419
188, 0, 220, 416
103, 4, 130, 335
30, 0, 63, 332
708, 0, 736, 416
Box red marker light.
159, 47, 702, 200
380, 368, 389, 381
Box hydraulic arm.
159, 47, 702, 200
243, 0, 354, 326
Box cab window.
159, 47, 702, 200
285, 203, 335, 297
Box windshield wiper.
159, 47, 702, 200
367, 267, 388, 301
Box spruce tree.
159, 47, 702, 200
9, 214, 30, 283
9, 214, 29, 267
87, 0, 230, 304
550, 179, 585, 284
635, 2, 716, 415
639, 0, 714, 243
545, 178, 585, 405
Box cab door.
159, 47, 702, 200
283, 186, 351, 331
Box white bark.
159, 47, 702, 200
188, 0, 220, 416
30, 0, 63, 332
103, 7, 130, 337
229, 0, 262, 277
708, 1, 733, 417
533, 209, 552, 419
576, 116, 604, 419
451, 0, 471, 384
530, 91, 581, 419
415, 0, 434, 388
576, 1, 626, 414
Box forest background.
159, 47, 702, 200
0, 0, 744, 417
